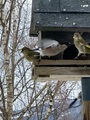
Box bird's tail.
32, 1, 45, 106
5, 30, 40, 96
85, 46, 90, 54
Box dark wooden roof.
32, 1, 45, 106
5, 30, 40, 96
30, 0, 90, 36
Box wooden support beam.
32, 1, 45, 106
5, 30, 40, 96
33, 60, 90, 81
34, 60, 90, 66
33, 66, 90, 81
33, 75, 90, 82
81, 78, 90, 120
35, 67, 90, 75
83, 101, 90, 120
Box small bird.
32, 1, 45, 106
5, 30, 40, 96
36, 39, 67, 57
73, 33, 90, 57
21, 47, 40, 62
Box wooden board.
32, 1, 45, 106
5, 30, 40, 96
33, 60, 90, 81
34, 60, 90, 66
34, 67, 90, 75
33, 75, 90, 81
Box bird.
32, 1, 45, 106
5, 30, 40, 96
36, 39, 67, 57
21, 47, 40, 62
73, 32, 90, 57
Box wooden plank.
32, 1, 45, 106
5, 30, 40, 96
33, 66, 90, 81
34, 67, 90, 75
33, 75, 90, 81
81, 78, 90, 120
34, 60, 90, 66
83, 101, 90, 120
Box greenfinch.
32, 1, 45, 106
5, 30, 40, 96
73, 33, 90, 56
21, 47, 40, 62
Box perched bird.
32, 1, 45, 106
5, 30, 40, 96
36, 39, 67, 57
73, 33, 90, 57
21, 47, 40, 62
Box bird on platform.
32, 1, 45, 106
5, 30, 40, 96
21, 47, 40, 62
36, 39, 67, 57
73, 32, 90, 57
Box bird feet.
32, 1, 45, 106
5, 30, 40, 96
74, 54, 87, 60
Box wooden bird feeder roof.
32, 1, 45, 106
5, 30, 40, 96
30, 0, 90, 36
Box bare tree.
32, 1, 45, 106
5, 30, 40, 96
0, 0, 33, 120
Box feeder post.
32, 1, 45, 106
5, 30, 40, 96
81, 77, 90, 120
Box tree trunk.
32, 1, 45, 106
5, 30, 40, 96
2, 11, 13, 120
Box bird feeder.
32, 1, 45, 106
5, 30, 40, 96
30, 0, 90, 81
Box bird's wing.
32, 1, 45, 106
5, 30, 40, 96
79, 38, 90, 48
36, 39, 59, 49
59, 44, 67, 51
79, 38, 89, 46
85, 44, 90, 48
27, 51, 40, 57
